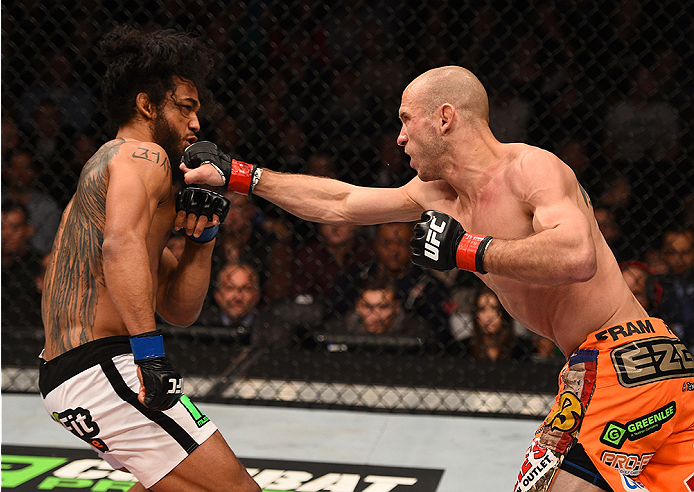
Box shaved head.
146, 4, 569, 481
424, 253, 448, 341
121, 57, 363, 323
406, 66, 489, 123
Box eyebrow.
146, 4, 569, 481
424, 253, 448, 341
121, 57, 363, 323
176, 96, 200, 110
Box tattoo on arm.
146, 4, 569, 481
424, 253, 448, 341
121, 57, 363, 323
132, 146, 171, 178
579, 182, 592, 209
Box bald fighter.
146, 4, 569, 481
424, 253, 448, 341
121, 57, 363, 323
183, 66, 694, 491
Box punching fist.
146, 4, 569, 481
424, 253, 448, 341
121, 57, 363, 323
182, 141, 261, 195
130, 330, 182, 411
175, 187, 230, 243
411, 210, 493, 274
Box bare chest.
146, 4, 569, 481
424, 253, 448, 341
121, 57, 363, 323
442, 186, 533, 239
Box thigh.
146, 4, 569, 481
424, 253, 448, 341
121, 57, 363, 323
548, 469, 607, 492
151, 430, 260, 492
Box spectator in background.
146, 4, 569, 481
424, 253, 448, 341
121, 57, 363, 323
304, 153, 337, 178
1, 117, 22, 165
372, 129, 416, 188
55, 131, 100, 207
594, 206, 631, 264
16, 49, 96, 134
291, 222, 374, 318
604, 64, 680, 164
357, 222, 450, 345
656, 228, 694, 353
1, 148, 61, 256
1, 200, 43, 329
487, 70, 533, 144
25, 98, 72, 166
213, 192, 293, 304
196, 262, 262, 345
619, 260, 663, 316
461, 284, 534, 361
319, 270, 432, 353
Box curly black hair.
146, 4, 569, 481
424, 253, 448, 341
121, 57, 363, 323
99, 26, 216, 131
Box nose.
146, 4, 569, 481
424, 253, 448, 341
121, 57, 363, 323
189, 113, 201, 132
397, 127, 407, 147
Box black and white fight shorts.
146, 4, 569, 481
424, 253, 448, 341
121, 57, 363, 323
39, 336, 217, 488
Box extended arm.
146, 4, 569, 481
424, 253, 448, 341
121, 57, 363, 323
180, 141, 424, 225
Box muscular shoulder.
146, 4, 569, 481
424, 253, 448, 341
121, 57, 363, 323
109, 140, 171, 175
402, 176, 458, 210
107, 140, 172, 196
505, 144, 575, 201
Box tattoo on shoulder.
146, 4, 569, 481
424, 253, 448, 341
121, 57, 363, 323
132, 145, 171, 177
578, 182, 592, 209
43, 140, 119, 354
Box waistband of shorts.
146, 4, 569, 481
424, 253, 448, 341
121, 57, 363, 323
39, 336, 132, 397
581, 317, 676, 350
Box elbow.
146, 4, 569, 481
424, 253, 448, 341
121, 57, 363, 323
158, 308, 201, 328
567, 245, 597, 283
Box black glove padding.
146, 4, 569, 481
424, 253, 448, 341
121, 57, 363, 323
176, 186, 231, 223
183, 141, 233, 184
411, 210, 465, 271
137, 357, 183, 411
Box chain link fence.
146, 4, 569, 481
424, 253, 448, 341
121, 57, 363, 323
2, 0, 693, 417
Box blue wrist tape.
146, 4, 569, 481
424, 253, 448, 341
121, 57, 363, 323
130, 333, 166, 361
187, 224, 219, 243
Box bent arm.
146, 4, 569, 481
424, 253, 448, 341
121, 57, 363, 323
102, 150, 169, 336
156, 242, 214, 326
483, 155, 597, 285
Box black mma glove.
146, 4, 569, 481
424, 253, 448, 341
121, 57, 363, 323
176, 186, 231, 243
182, 141, 262, 195
411, 210, 493, 273
130, 330, 182, 411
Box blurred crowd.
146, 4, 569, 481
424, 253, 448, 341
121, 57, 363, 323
2, 0, 693, 361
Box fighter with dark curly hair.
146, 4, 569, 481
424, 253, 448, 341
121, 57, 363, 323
39, 26, 260, 491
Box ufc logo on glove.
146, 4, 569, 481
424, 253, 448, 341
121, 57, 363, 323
424, 218, 447, 260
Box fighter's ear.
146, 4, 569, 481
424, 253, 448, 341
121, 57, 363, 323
440, 103, 454, 134
135, 92, 155, 120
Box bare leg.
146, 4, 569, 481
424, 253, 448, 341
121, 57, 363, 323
128, 483, 149, 491
547, 469, 606, 492
150, 430, 259, 492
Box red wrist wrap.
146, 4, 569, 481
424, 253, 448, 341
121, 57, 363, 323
227, 159, 254, 195
456, 232, 487, 272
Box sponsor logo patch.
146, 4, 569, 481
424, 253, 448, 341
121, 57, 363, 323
610, 337, 694, 388
599, 402, 676, 449
52, 407, 108, 452
600, 451, 654, 477
595, 320, 656, 342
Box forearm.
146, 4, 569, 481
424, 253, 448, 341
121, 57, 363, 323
483, 229, 597, 285
253, 170, 360, 224
157, 240, 215, 326
102, 237, 158, 335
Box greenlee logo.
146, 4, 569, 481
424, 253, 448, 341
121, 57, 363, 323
600, 422, 628, 448
600, 402, 676, 449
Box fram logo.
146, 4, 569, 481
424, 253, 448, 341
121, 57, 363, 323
423, 218, 446, 261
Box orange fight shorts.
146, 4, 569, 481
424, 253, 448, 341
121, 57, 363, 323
515, 318, 694, 492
